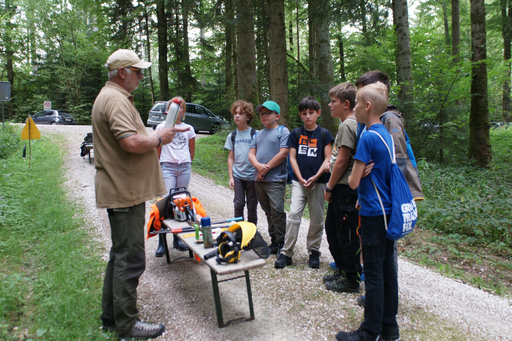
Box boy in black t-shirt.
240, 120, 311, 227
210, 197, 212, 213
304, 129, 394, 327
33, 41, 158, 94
275, 96, 334, 269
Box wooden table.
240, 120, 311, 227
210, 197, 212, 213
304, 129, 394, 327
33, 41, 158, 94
160, 218, 266, 327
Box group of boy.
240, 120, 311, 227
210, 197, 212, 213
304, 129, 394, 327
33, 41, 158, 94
225, 70, 423, 341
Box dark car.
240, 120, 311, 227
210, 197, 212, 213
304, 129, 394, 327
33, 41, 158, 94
147, 102, 227, 134
32, 110, 75, 125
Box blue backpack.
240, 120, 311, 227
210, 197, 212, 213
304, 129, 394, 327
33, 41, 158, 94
368, 131, 418, 240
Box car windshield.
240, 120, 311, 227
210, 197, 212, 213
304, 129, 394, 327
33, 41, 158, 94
58, 111, 72, 117
151, 103, 167, 112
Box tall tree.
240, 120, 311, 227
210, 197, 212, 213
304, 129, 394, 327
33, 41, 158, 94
236, 0, 258, 105
156, 0, 169, 100
501, 0, 512, 122
393, 0, 414, 126
469, 0, 492, 167
452, 0, 460, 63
224, 0, 235, 104
141, 1, 155, 104
310, 0, 337, 134
267, 0, 289, 125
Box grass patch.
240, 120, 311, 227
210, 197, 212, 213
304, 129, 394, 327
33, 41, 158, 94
0, 133, 109, 340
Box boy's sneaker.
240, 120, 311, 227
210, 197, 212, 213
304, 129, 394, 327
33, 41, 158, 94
268, 241, 279, 255
323, 269, 342, 283
308, 250, 320, 268
336, 328, 381, 341
357, 295, 365, 307
330, 261, 339, 270
119, 320, 165, 340
275, 254, 293, 268
325, 277, 360, 293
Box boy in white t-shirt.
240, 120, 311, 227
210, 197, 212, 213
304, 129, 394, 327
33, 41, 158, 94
224, 100, 258, 224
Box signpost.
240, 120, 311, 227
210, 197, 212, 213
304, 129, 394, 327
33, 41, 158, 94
0, 81, 11, 124
43, 101, 51, 111
21, 115, 41, 168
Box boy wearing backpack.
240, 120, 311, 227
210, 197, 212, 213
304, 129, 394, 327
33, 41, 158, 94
321, 83, 363, 293
224, 100, 258, 224
249, 101, 290, 255
274, 96, 333, 269
337, 82, 399, 341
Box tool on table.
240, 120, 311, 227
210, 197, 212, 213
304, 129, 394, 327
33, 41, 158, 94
210, 217, 243, 225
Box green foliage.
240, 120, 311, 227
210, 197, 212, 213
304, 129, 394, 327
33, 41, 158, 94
417, 129, 512, 247
0, 134, 106, 340
0, 124, 21, 159
192, 130, 231, 187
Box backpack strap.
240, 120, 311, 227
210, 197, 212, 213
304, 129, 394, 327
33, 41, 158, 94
368, 130, 395, 164
277, 125, 284, 139
230, 130, 237, 151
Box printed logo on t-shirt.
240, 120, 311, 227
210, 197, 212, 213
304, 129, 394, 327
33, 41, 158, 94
170, 132, 187, 150
235, 139, 253, 145
297, 135, 318, 157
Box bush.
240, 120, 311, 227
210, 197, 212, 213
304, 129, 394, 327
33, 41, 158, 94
417, 128, 512, 247
0, 124, 21, 159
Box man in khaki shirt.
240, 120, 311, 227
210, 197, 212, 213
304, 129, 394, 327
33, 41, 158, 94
92, 49, 188, 340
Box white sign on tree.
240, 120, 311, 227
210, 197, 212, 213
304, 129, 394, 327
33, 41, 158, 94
44, 101, 51, 110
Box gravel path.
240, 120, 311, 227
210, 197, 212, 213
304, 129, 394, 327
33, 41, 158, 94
42, 125, 512, 340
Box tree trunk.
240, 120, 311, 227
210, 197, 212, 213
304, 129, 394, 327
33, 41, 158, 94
236, 0, 258, 105
308, 0, 316, 77
452, 0, 460, 63
157, 0, 169, 100
442, 1, 450, 46
502, 0, 512, 122
143, 5, 155, 104
182, 0, 192, 103
4, 0, 15, 118
312, 0, 337, 135
267, 0, 289, 125
224, 0, 235, 104
469, 0, 492, 167
393, 0, 414, 126
255, 0, 269, 104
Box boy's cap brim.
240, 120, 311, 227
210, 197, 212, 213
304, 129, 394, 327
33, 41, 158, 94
255, 101, 280, 115
105, 49, 152, 71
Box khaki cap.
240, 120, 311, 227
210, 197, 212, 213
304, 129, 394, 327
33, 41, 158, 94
105, 49, 152, 71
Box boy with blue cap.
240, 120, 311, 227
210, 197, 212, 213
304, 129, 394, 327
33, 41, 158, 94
249, 101, 290, 254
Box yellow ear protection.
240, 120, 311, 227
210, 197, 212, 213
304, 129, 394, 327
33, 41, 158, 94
216, 231, 241, 264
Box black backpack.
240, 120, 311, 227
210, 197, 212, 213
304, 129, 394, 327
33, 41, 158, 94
230, 128, 257, 153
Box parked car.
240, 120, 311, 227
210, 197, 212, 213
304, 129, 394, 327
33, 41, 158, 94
147, 102, 227, 134
32, 110, 75, 125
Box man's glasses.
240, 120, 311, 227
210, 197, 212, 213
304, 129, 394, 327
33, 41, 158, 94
129, 67, 143, 76
259, 111, 275, 117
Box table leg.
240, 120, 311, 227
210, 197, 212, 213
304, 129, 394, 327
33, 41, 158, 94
245, 270, 255, 321
162, 234, 170, 265
210, 269, 224, 328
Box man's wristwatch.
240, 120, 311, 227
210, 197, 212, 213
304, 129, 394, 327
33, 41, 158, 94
325, 185, 334, 193
156, 134, 162, 148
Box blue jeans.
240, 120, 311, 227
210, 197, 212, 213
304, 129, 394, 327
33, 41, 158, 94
233, 177, 258, 225
160, 162, 191, 194
359, 215, 399, 337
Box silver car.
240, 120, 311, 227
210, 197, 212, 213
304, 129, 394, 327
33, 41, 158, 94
147, 102, 227, 134
32, 110, 75, 125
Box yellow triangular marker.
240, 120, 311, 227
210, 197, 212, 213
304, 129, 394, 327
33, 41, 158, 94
21, 116, 41, 140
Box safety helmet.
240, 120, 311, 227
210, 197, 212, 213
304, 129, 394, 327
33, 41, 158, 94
227, 222, 257, 249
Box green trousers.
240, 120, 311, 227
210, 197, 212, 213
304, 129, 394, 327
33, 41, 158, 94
101, 203, 146, 335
